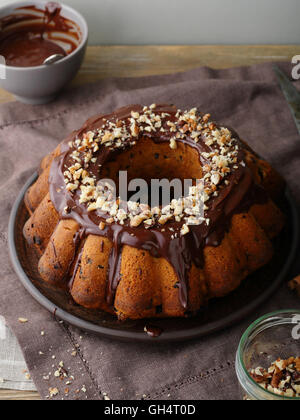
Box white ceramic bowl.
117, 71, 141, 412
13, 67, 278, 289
0, 1, 88, 104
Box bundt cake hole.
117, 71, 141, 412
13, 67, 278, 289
103, 137, 203, 206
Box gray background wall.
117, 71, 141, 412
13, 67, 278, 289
2, 0, 300, 45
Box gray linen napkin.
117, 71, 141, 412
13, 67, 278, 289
0, 316, 36, 391
0, 62, 299, 400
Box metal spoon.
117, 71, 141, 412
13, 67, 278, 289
43, 54, 65, 65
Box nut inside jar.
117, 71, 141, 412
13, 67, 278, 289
250, 357, 300, 398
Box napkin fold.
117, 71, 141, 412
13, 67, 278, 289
0, 62, 299, 400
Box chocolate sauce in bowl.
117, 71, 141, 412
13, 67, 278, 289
49, 105, 268, 311
0, 2, 81, 67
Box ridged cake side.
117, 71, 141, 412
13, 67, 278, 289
23, 140, 285, 320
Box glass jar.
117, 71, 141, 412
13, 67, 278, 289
236, 309, 300, 400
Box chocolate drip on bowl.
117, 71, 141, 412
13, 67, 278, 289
0, 3, 81, 67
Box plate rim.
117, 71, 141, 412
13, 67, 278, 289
8, 172, 300, 343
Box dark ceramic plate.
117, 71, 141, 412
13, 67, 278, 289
8, 173, 300, 343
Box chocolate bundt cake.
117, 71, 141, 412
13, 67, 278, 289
23, 104, 285, 320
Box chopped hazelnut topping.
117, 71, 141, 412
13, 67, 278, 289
180, 224, 190, 236
130, 214, 149, 227
99, 221, 106, 230
169, 138, 177, 149
158, 214, 173, 225
62, 106, 242, 233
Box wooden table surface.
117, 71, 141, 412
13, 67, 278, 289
0, 44, 299, 400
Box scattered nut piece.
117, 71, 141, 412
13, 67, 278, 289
49, 387, 59, 398
18, 318, 28, 324
288, 275, 300, 297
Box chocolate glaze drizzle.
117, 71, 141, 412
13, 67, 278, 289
68, 227, 85, 290
49, 105, 267, 311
